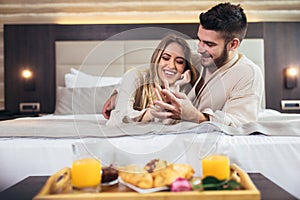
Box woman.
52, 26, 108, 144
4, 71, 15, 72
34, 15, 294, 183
106, 34, 199, 126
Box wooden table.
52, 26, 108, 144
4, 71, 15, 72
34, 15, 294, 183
0, 173, 297, 200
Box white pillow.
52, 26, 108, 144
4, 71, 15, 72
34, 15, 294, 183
65, 73, 76, 88
65, 69, 121, 88
54, 85, 116, 115
70, 68, 79, 75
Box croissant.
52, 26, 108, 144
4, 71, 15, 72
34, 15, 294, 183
119, 161, 195, 189
152, 163, 194, 188
172, 163, 195, 179
118, 165, 153, 189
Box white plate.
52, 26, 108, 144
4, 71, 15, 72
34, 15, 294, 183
118, 177, 169, 194
101, 178, 119, 186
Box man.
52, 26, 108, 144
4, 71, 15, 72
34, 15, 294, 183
102, 2, 264, 127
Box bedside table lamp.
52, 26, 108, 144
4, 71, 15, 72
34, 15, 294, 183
21, 69, 35, 91
284, 67, 297, 89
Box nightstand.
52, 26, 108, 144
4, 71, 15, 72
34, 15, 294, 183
0, 110, 39, 121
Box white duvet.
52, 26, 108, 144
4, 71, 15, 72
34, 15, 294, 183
0, 110, 300, 199
0, 109, 299, 138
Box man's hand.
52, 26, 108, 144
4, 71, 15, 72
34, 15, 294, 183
101, 92, 117, 119
150, 89, 207, 123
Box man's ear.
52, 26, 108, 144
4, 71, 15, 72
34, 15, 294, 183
229, 38, 240, 50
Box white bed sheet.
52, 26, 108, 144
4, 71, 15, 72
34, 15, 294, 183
0, 138, 76, 192
0, 112, 300, 199
0, 135, 300, 198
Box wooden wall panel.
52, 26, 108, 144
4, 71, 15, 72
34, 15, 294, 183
4, 25, 56, 114
54, 24, 200, 41
264, 22, 300, 113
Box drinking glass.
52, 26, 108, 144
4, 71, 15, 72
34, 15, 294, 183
201, 154, 230, 180
71, 142, 101, 193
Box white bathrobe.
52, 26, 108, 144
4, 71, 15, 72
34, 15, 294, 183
107, 53, 264, 127
189, 53, 264, 127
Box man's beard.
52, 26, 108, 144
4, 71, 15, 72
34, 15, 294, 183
201, 45, 228, 69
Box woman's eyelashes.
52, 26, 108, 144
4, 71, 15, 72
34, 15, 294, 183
175, 58, 185, 65
161, 55, 170, 61
161, 55, 185, 66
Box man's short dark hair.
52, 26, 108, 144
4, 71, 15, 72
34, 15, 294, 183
199, 2, 248, 42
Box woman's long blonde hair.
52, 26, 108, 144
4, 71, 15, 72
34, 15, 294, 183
133, 34, 199, 111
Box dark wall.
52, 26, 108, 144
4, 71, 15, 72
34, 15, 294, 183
264, 22, 300, 112
4, 22, 300, 114
4, 25, 56, 114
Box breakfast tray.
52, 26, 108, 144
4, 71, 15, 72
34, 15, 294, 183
33, 164, 260, 200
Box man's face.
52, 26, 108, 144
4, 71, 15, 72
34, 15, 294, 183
197, 25, 229, 68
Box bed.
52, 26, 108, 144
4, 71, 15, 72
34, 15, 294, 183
1, 27, 300, 199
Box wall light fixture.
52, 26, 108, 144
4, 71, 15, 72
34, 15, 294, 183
21, 69, 35, 91
284, 67, 298, 89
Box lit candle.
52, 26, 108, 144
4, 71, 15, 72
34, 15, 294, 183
202, 155, 230, 180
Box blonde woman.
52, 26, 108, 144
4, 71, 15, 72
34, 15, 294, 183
106, 34, 199, 125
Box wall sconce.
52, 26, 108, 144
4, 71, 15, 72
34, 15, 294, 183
284, 67, 298, 89
21, 69, 35, 91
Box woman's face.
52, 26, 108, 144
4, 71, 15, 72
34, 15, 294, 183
157, 42, 187, 85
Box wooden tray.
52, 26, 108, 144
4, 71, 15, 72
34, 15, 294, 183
34, 164, 260, 200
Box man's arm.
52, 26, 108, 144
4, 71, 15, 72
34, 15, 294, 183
101, 91, 117, 119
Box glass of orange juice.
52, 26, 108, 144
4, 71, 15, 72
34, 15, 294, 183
201, 154, 230, 180
71, 143, 101, 193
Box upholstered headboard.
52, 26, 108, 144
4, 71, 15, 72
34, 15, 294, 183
55, 39, 198, 87
56, 39, 264, 84
55, 38, 265, 108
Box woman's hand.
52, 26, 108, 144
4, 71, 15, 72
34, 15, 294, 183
176, 70, 191, 86
174, 70, 191, 91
